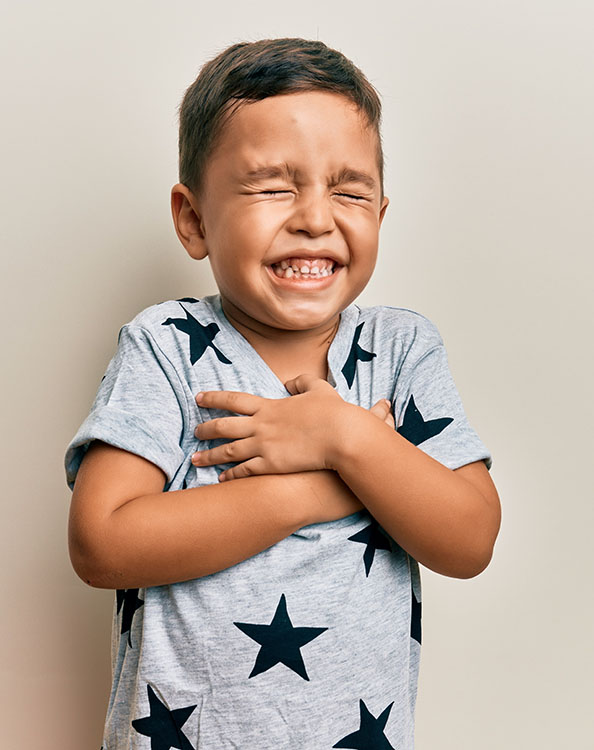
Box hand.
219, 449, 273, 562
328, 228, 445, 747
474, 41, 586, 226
192, 374, 350, 480
192, 372, 395, 482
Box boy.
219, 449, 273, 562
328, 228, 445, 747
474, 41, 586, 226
66, 38, 500, 750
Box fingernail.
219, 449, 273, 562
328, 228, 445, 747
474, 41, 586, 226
195, 392, 204, 403
191, 452, 200, 464
218, 472, 226, 482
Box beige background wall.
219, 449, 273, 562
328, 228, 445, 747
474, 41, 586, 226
1, 1, 592, 747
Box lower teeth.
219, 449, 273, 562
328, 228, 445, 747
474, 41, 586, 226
272, 266, 334, 279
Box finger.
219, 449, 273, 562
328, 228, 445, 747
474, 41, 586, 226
191, 437, 259, 467
369, 398, 390, 419
284, 373, 330, 395
219, 456, 270, 482
384, 411, 395, 429
195, 390, 262, 415
194, 416, 253, 441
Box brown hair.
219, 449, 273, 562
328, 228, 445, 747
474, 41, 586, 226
178, 38, 384, 198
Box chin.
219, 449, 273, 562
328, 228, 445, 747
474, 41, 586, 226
273, 307, 340, 331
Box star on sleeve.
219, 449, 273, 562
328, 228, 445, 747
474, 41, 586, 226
162, 304, 232, 366
397, 394, 453, 446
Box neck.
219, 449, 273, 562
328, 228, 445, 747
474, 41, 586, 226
219, 296, 341, 368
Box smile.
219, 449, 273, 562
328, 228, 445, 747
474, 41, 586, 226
269, 257, 337, 279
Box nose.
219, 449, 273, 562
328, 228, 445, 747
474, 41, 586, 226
286, 190, 336, 237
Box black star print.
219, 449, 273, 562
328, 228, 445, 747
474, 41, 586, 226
397, 394, 453, 446
341, 322, 376, 388
116, 588, 144, 647
411, 586, 422, 645
348, 518, 392, 577
333, 699, 396, 749
132, 684, 196, 750
162, 304, 232, 366
233, 593, 327, 680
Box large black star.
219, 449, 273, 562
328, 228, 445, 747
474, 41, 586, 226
131, 684, 196, 750
341, 322, 376, 388
233, 593, 327, 680
116, 588, 144, 647
411, 586, 422, 645
397, 394, 453, 446
347, 519, 392, 577
162, 304, 232, 366
333, 699, 396, 749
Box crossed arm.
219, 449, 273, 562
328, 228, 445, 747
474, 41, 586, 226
69, 375, 500, 589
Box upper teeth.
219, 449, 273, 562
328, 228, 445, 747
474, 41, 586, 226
271, 257, 336, 279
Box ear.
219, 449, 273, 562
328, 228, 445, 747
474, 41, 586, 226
378, 195, 389, 227
171, 183, 208, 260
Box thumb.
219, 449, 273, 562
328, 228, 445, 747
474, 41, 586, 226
284, 373, 326, 395
369, 398, 391, 419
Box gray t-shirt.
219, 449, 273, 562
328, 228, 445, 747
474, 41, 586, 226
65, 294, 491, 750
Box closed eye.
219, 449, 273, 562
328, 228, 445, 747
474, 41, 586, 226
259, 190, 366, 200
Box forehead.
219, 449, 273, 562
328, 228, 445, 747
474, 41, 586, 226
207, 91, 380, 180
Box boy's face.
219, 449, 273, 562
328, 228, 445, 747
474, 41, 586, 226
172, 90, 389, 336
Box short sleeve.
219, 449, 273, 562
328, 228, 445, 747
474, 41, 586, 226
394, 324, 492, 471
64, 324, 187, 490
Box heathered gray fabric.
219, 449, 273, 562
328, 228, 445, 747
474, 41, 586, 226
65, 294, 491, 750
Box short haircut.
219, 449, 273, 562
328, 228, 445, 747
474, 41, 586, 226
178, 38, 384, 198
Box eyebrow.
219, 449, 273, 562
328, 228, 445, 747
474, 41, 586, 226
244, 164, 297, 182
331, 168, 377, 192
244, 164, 377, 192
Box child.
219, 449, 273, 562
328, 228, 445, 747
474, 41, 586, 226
65, 38, 500, 750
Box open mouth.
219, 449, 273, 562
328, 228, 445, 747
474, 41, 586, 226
269, 257, 338, 280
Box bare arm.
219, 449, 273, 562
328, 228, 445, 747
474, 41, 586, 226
193, 381, 501, 579
68, 441, 363, 589
333, 407, 501, 578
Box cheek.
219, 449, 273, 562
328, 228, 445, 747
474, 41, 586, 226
347, 228, 379, 280
337, 203, 377, 230
217, 206, 283, 263
343, 215, 380, 252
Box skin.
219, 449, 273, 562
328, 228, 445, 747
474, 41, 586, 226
173, 90, 500, 576
69, 91, 500, 589
171, 91, 389, 381
70, 403, 393, 589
